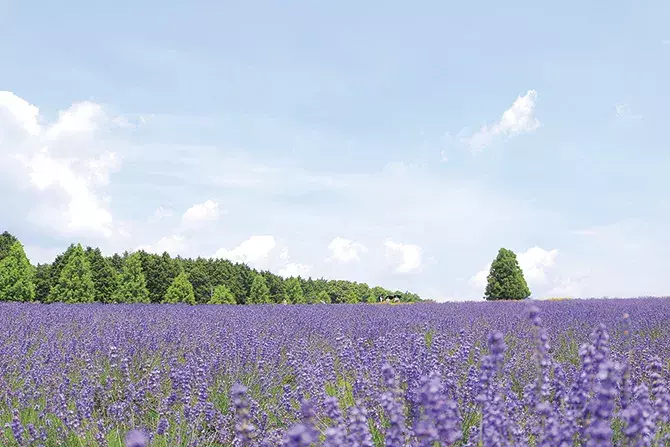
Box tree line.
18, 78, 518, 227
0, 232, 422, 305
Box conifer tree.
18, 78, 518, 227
248, 274, 271, 304
0, 231, 19, 261
317, 290, 331, 304
163, 271, 196, 304
208, 284, 236, 304
286, 277, 305, 304
344, 289, 359, 304
0, 241, 35, 302
49, 244, 95, 303
85, 247, 118, 303
34, 263, 52, 302
484, 248, 531, 301
113, 252, 150, 303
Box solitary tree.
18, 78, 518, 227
0, 241, 35, 302
113, 252, 150, 303
484, 248, 531, 301
248, 274, 271, 304
208, 284, 236, 304
49, 244, 95, 303
163, 271, 196, 304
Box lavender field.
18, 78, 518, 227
1, 299, 670, 446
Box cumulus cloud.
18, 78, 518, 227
384, 239, 422, 273
470, 246, 559, 290
214, 235, 277, 266
181, 199, 222, 229
327, 237, 367, 262
517, 246, 559, 284
278, 262, 312, 278
136, 234, 187, 255
0, 91, 125, 238
465, 90, 540, 151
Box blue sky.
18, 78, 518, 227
1, 0, 668, 300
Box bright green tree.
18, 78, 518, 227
484, 248, 531, 301
248, 274, 271, 304
112, 252, 150, 303
316, 290, 331, 304
163, 271, 196, 304
285, 277, 305, 304
85, 247, 118, 303
0, 241, 36, 302
0, 231, 19, 261
208, 284, 236, 304
343, 289, 359, 304
48, 244, 95, 303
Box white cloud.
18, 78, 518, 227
181, 199, 221, 229
384, 239, 422, 273
136, 234, 187, 255
327, 237, 367, 262
278, 262, 312, 278
614, 103, 642, 126
465, 90, 540, 151
470, 246, 559, 290
214, 235, 276, 265
517, 246, 559, 284
1, 91, 123, 238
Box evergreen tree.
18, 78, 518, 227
0, 241, 35, 302
208, 284, 236, 304
49, 244, 95, 303
141, 252, 180, 303
263, 272, 287, 303
50, 244, 77, 291
317, 290, 331, 304
163, 271, 196, 304
109, 253, 124, 273
248, 274, 271, 304
113, 252, 150, 303
0, 231, 19, 261
186, 260, 212, 304
285, 277, 305, 304
34, 263, 52, 302
484, 248, 531, 301
85, 247, 118, 303
344, 289, 359, 304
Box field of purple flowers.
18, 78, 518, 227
1, 298, 669, 446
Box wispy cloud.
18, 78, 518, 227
463, 90, 541, 152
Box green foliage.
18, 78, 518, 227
1, 232, 422, 305
34, 263, 52, 302
186, 260, 212, 304
248, 274, 271, 304
48, 244, 95, 303
113, 252, 150, 303
484, 248, 531, 301
0, 231, 19, 261
285, 277, 305, 304
85, 247, 118, 303
208, 284, 236, 304
0, 241, 35, 302
163, 271, 196, 304
317, 290, 331, 304
344, 289, 359, 304
140, 252, 180, 303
